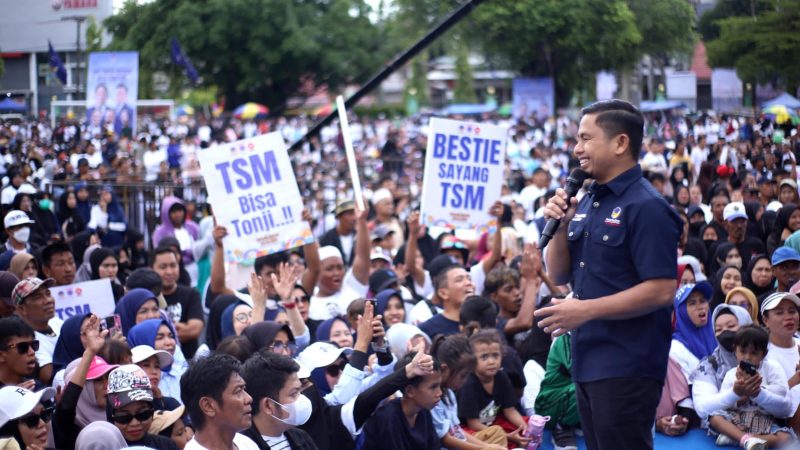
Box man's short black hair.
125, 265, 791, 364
125, 268, 163, 295
254, 252, 288, 276
241, 351, 299, 415
41, 242, 73, 268
151, 245, 178, 266
180, 353, 241, 430
0, 316, 35, 349
734, 325, 769, 354
581, 100, 644, 161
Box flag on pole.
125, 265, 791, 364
48, 41, 67, 85
170, 37, 200, 85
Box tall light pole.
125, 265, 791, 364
61, 15, 87, 100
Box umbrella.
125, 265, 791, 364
233, 102, 269, 119
763, 104, 799, 125
176, 105, 195, 116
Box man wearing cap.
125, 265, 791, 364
0, 272, 20, 317
13, 277, 61, 384
778, 178, 799, 206
771, 247, 800, 294
369, 188, 404, 252
0, 316, 39, 388
1, 210, 35, 259
369, 249, 393, 272
320, 200, 357, 266
370, 224, 395, 255
709, 201, 766, 268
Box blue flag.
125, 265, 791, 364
48, 41, 67, 85
170, 37, 200, 85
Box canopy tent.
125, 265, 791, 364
0, 98, 27, 113
639, 100, 687, 112
437, 103, 496, 115
761, 92, 800, 110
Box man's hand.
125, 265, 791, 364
407, 211, 421, 237
518, 243, 541, 281
270, 262, 299, 303
249, 272, 268, 307
534, 295, 591, 337
543, 188, 579, 226
212, 225, 228, 248
302, 208, 313, 227
81, 314, 108, 355
489, 200, 503, 218
354, 300, 375, 352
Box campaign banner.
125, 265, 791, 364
52, 278, 116, 320
85, 51, 138, 137
420, 118, 507, 234
198, 132, 314, 264
512, 77, 554, 120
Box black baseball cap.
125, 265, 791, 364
0, 271, 21, 307
369, 269, 400, 294
428, 254, 461, 280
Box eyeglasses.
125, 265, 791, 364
1, 340, 39, 354
268, 342, 297, 354
18, 406, 54, 428
112, 409, 155, 424
292, 295, 310, 303
325, 360, 348, 377
234, 311, 253, 323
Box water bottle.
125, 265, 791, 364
525, 414, 550, 450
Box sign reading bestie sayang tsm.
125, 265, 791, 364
421, 118, 507, 234
198, 132, 313, 264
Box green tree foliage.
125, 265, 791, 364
105, 0, 386, 108
698, 0, 775, 41
472, 0, 642, 104
625, 0, 695, 57
453, 40, 476, 103
706, 1, 800, 92
85, 16, 104, 53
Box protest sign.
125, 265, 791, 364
85, 52, 138, 136
336, 95, 365, 210
420, 118, 507, 234
52, 279, 116, 320
198, 132, 314, 264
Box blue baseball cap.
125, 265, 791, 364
771, 247, 800, 266
674, 280, 713, 305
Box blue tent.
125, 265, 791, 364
761, 92, 800, 109
438, 103, 496, 115
639, 100, 687, 112
0, 98, 27, 113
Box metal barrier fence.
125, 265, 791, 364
50, 179, 207, 249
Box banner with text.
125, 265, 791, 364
85, 52, 138, 137
198, 132, 313, 264
53, 278, 115, 320
420, 118, 507, 234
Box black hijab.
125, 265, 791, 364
744, 201, 766, 241
206, 295, 240, 351
743, 254, 774, 298
709, 242, 737, 276
711, 265, 743, 311
242, 321, 294, 351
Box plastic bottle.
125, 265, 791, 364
525, 414, 550, 450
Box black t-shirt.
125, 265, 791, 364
360, 398, 439, 450
164, 285, 204, 358
419, 314, 460, 338
457, 371, 516, 426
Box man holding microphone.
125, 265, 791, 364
535, 100, 682, 450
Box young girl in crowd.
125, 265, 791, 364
375, 289, 406, 328
710, 325, 792, 449
458, 329, 529, 449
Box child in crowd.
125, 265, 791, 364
359, 351, 443, 450
458, 329, 529, 449
710, 325, 792, 450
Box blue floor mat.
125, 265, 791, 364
537, 428, 719, 449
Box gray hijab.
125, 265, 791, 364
75, 244, 101, 283
689, 304, 753, 388
75, 421, 128, 450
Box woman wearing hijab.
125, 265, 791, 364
386, 323, 431, 360
199, 295, 239, 355
708, 243, 742, 277
124, 229, 148, 271
743, 254, 774, 299
710, 265, 743, 310
52, 313, 90, 378
70, 230, 100, 268
678, 264, 695, 286
88, 185, 128, 248
724, 286, 759, 323
75, 420, 129, 450
127, 318, 186, 402
315, 316, 354, 349
90, 246, 124, 302
767, 204, 800, 255
75, 244, 101, 283
8, 252, 38, 281
670, 282, 718, 385
744, 201, 767, 243
689, 305, 753, 429
375, 289, 406, 328
30, 193, 62, 247
58, 189, 87, 241
115, 288, 161, 335
242, 321, 296, 356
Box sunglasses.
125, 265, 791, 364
18, 407, 54, 428
1, 340, 39, 354
325, 360, 348, 377
292, 295, 310, 303
112, 409, 155, 425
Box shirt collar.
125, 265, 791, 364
589, 164, 642, 197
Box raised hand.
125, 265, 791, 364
212, 225, 228, 248
248, 272, 268, 307
404, 342, 435, 378
271, 262, 300, 303
80, 314, 108, 355
407, 210, 421, 237
518, 243, 541, 280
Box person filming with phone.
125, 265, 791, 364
535, 100, 683, 450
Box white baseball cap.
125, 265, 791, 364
723, 202, 747, 221
0, 386, 55, 428
130, 345, 173, 369
296, 342, 351, 370
3, 210, 34, 229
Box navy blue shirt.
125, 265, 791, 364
565, 164, 681, 383
419, 314, 460, 338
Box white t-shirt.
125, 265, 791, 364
262, 433, 291, 450
308, 269, 368, 320
184, 433, 259, 450
409, 300, 442, 326
339, 233, 354, 264
469, 263, 487, 298
35, 317, 63, 367
669, 339, 701, 383
766, 339, 800, 414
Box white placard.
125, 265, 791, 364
52, 278, 115, 321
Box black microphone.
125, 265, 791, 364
538, 169, 589, 249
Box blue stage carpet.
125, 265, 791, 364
538, 429, 718, 449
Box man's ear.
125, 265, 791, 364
199, 396, 217, 418
613, 134, 631, 158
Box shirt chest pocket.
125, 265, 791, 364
591, 226, 626, 247
566, 220, 586, 242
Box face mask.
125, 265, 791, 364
39, 199, 52, 210
717, 330, 736, 352
13, 227, 30, 243
728, 257, 742, 269
269, 394, 312, 426
689, 222, 704, 237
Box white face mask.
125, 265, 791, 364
12, 227, 30, 244
269, 394, 312, 426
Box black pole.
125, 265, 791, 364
289, 0, 487, 151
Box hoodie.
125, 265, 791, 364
152, 196, 199, 262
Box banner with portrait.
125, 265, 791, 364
85, 52, 138, 137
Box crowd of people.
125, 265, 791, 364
0, 101, 798, 450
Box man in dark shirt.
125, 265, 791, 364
0, 316, 39, 388
151, 246, 204, 358
319, 200, 356, 266
708, 201, 766, 268
537, 100, 681, 450
419, 265, 475, 338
